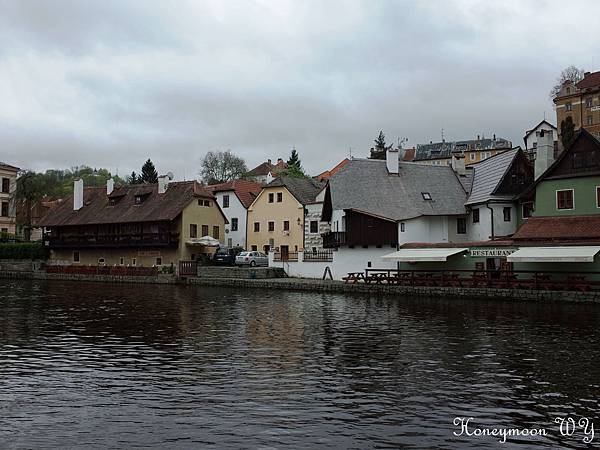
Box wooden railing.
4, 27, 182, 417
44, 232, 180, 248
341, 268, 600, 291
45, 265, 159, 276
179, 260, 198, 276
303, 250, 334, 262
273, 252, 299, 262
322, 231, 346, 248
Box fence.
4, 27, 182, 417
273, 252, 299, 262
45, 265, 159, 277
303, 250, 334, 262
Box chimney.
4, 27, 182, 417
277, 158, 283, 164
535, 129, 554, 180
158, 175, 170, 194
73, 179, 83, 211
386, 148, 399, 174
267, 159, 272, 164
451, 152, 466, 176
106, 178, 114, 195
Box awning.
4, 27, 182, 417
507, 246, 600, 263
381, 248, 468, 262
186, 236, 221, 247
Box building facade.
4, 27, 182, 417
246, 176, 323, 254
209, 180, 262, 249
39, 178, 227, 268
413, 136, 512, 166
245, 158, 288, 184
523, 120, 558, 163
554, 71, 600, 140
0, 163, 19, 235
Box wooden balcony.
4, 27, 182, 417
44, 232, 180, 249
322, 231, 346, 248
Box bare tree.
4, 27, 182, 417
549, 65, 585, 99
200, 150, 248, 185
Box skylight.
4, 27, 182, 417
422, 192, 432, 201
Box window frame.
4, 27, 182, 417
522, 201, 534, 219
222, 194, 229, 208
456, 217, 466, 234
268, 193, 274, 203
472, 208, 480, 223
190, 223, 198, 238
253, 222, 260, 232
73, 251, 80, 263
283, 220, 290, 231
231, 217, 238, 231
596, 186, 600, 208
556, 189, 575, 210
201, 224, 209, 236
1, 178, 9, 193
1, 201, 8, 217
212, 226, 219, 240
309, 220, 318, 233
503, 207, 511, 222
277, 192, 283, 202
400, 222, 405, 232
268, 221, 275, 232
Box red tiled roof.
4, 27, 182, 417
402, 148, 416, 162
38, 181, 217, 227
577, 71, 600, 90
246, 159, 288, 177
316, 158, 350, 181
208, 179, 263, 208
513, 215, 600, 241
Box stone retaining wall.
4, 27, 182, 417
0, 271, 177, 284
196, 266, 287, 279
0, 259, 45, 272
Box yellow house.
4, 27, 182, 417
0, 162, 19, 234
39, 177, 227, 269
247, 176, 323, 255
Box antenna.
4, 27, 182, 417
544, 111, 546, 120
441, 128, 445, 142
349, 147, 352, 159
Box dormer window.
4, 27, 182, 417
135, 195, 145, 205
422, 192, 432, 201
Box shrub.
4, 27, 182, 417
0, 242, 48, 260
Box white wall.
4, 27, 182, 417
214, 191, 247, 248
466, 203, 517, 241
397, 215, 468, 244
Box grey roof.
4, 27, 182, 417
329, 159, 467, 221
465, 148, 519, 205
414, 137, 512, 161
266, 176, 324, 205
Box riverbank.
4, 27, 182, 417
2, 269, 599, 303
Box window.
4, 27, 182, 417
421, 192, 432, 201
268, 193, 274, 203
222, 195, 229, 208
1, 202, 8, 217
254, 222, 260, 232
400, 222, 405, 232
135, 195, 143, 205
155, 257, 162, 266
586, 97, 593, 108
198, 199, 211, 207
1, 178, 9, 193
73, 251, 80, 263
472, 208, 480, 223
213, 226, 219, 240
588, 116, 594, 125
457, 217, 466, 234
204, 200, 211, 207
268, 238, 275, 248
231, 218, 238, 231
470, 153, 475, 161
310, 220, 318, 233
251, 245, 257, 251
131, 258, 137, 266
98, 258, 105, 265
522, 202, 534, 219
503, 207, 511, 222
597, 187, 600, 208
202, 225, 209, 236
277, 192, 283, 202
283, 220, 290, 231
566, 102, 572, 111
556, 189, 574, 210
119, 257, 124, 265
268, 221, 275, 231
190, 224, 198, 238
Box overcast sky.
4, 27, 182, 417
2, 0, 600, 179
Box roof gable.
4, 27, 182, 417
543, 129, 600, 180
209, 179, 262, 209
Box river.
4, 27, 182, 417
0, 279, 599, 449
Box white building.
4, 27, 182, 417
523, 120, 558, 162
209, 180, 262, 249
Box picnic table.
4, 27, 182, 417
343, 272, 366, 284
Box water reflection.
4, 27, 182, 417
1, 280, 599, 449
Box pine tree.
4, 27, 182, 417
140, 159, 158, 184
369, 131, 392, 159
560, 116, 576, 150
287, 148, 302, 170
128, 171, 139, 185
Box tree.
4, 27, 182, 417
16, 171, 44, 241
287, 148, 302, 170
549, 65, 585, 99
369, 131, 392, 159
141, 159, 159, 184
560, 116, 576, 150
200, 150, 247, 185
128, 171, 140, 185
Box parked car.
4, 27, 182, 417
213, 247, 244, 266
235, 251, 269, 267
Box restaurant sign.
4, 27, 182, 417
469, 248, 516, 257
